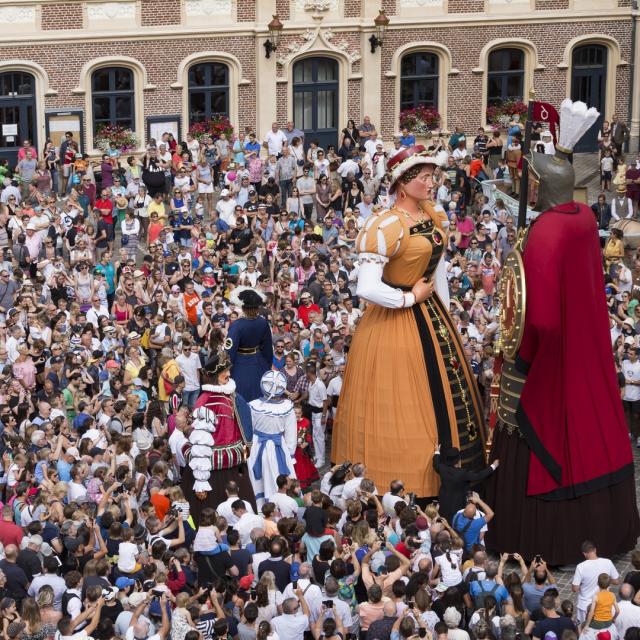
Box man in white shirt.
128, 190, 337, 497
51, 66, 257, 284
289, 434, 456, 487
623, 347, 640, 447
272, 596, 311, 639
215, 189, 237, 228
306, 365, 328, 467
216, 480, 255, 525
381, 479, 407, 516
232, 500, 265, 547
572, 541, 620, 623
264, 122, 288, 157
337, 160, 359, 179
175, 343, 202, 409
168, 411, 188, 469
268, 475, 299, 518
322, 578, 354, 629
364, 133, 383, 159
281, 563, 323, 619
342, 463, 374, 502
86, 296, 109, 329
67, 464, 88, 503
616, 584, 640, 637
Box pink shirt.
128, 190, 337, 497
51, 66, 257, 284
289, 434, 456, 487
456, 216, 475, 249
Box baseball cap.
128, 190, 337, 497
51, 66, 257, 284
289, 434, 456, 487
115, 576, 136, 590
220, 188, 230, 196
66, 447, 80, 460
131, 378, 143, 386
127, 331, 141, 340
128, 592, 147, 607
105, 359, 120, 369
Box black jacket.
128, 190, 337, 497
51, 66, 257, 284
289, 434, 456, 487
433, 453, 494, 522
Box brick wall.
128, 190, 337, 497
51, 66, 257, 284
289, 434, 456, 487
348, 78, 362, 124
381, 0, 397, 15
41, 3, 83, 29
618, 0, 631, 5
237, 0, 256, 21
276, 84, 288, 125
448, 0, 484, 12
140, 0, 181, 26
275, 0, 290, 20
344, 0, 361, 18
535, 0, 570, 9
0, 34, 257, 138
379, 20, 632, 139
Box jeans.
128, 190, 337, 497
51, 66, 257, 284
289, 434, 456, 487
183, 389, 200, 409
279, 179, 293, 207
303, 202, 314, 221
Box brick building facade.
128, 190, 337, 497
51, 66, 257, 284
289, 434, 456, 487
0, 0, 637, 161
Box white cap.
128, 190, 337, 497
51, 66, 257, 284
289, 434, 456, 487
66, 446, 80, 460
220, 188, 230, 197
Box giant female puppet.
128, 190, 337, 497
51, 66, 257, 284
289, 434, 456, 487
332, 146, 494, 497
486, 100, 640, 563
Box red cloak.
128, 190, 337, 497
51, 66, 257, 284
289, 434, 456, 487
516, 202, 634, 498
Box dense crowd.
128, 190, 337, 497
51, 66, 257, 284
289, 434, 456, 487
0, 114, 637, 640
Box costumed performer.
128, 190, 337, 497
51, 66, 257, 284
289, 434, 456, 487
486, 99, 640, 564
227, 287, 273, 402
247, 370, 297, 507
294, 403, 319, 490
332, 145, 489, 497
181, 352, 256, 524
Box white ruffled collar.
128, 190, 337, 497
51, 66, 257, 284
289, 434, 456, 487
202, 380, 236, 395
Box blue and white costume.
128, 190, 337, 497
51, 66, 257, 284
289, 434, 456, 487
247, 371, 297, 506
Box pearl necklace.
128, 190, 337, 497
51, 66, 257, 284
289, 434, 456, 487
396, 205, 427, 225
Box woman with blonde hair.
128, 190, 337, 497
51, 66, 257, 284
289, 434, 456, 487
22, 596, 56, 640
36, 586, 61, 627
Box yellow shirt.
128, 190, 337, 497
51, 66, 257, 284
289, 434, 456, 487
159, 360, 180, 402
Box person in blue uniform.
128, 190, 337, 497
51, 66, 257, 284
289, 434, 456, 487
227, 287, 273, 402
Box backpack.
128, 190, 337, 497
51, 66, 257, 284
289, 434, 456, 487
472, 581, 499, 610
61, 591, 80, 616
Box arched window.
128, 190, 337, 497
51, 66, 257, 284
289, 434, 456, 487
188, 62, 229, 123
487, 48, 525, 106
400, 52, 439, 111
91, 67, 134, 135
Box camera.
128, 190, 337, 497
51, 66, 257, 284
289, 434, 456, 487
534, 554, 542, 564
419, 629, 427, 638
250, 589, 257, 599
466, 491, 475, 502
292, 580, 298, 590
167, 506, 180, 518
322, 600, 333, 609
408, 602, 415, 610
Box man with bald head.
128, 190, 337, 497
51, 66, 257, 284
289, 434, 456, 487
272, 594, 311, 639
616, 583, 640, 636
0, 544, 29, 605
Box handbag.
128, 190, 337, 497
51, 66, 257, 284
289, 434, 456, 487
121, 234, 129, 246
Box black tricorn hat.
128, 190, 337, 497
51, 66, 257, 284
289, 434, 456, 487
203, 353, 231, 377
238, 289, 264, 309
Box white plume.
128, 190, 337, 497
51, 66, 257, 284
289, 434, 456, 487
434, 149, 449, 167
558, 98, 600, 152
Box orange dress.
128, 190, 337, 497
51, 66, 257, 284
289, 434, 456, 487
332, 205, 486, 496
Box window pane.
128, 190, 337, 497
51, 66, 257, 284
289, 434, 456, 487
487, 76, 503, 104
16, 74, 33, 96
506, 50, 524, 71
317, 59, 337, 82
211, 63, 228, 86
115, 68, 132, 91
26, 104, 34, 142
416, 53, 438, 76
0, 106, 19, 147
506, 74, 523, 100
92, 69, 111, 92
293, 91, 313, 130
400, 81, 415, 107
115, 96, 132, 119
401, 55, 417, 77
489, 48, 524, 72
415, 79, 437, 107
93, 96, 111, 120
189, 65, 207, 87
189, 92, 206, 121
209, 91, 227, 116
317, 90, 336, 129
